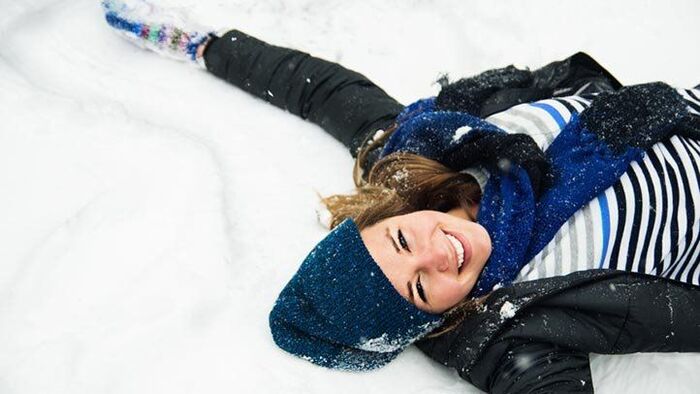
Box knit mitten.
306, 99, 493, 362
102, 0, 213, 66
578, 82, 690, 153
435, 66, 533, 116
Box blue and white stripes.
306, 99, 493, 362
513, 88, 700, 286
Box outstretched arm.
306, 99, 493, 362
203, 30, 403, 155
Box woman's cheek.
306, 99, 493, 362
444, 281, 469, 308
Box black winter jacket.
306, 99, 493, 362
416, 270, 700, 393
203, 30, 700, 393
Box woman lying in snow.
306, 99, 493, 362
102, 1, 700, 392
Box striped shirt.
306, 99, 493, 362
475, 88, 700, 286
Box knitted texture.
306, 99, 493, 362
269, 219, 442, 370
102, 0, 212, 64
436, 65, 532, 115
434, 53, 623, 118
579, 82, 690, 152
382, 98, 551, 196
382, 82, 693, 296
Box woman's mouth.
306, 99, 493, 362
445, 234, 464, 268
445, 232, 470, 272
444, 230, 473, 274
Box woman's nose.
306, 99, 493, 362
414, 245, 449, 272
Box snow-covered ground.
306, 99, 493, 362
1, 0, 698, 392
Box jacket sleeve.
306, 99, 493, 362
470, 275, 700, 393
203, 29, 403, 155
417, 320, 594, 394
417, 273, 700, 394
468, 340, 593, 394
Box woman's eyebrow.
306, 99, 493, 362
386, 227, 400, 252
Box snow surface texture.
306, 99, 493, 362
1, 0, 699, 393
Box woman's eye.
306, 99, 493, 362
398, 230, 411, 252
416, 276, 427, 304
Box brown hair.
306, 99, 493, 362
319, 124, 485, 336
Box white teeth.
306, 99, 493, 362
445, 234, 465, 269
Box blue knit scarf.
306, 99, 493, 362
380, 83, 693, 297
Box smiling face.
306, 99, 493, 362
359, 208, 492, 314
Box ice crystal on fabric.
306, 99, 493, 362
499, 301, 517, 319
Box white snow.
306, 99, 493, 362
499, 301, 517, 319
314, 200, 332, 229
1, 0, 699, 393
453, 125, 472, 142
371, 128, 385, 142
357, 334, 406, 354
